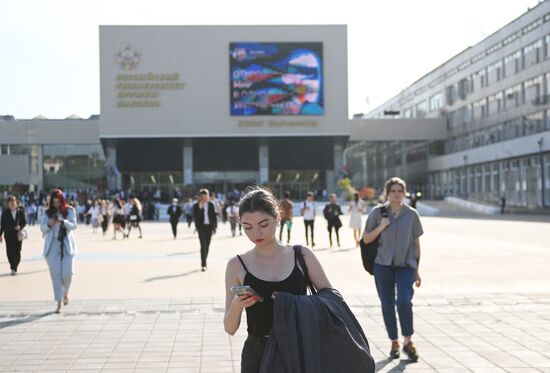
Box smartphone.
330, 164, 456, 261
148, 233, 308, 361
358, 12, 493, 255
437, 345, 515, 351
230, 285, 264, 302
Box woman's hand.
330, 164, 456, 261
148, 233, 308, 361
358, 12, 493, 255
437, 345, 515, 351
415, 270, 422, 288
232, 293, 259, 309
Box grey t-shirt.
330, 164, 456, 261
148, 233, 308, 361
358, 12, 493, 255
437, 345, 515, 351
364, 203, 424, 269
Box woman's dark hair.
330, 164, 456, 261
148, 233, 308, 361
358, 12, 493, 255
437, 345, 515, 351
239, 186, 280, 219
46, 189, 69, 218
284, 191, 291, 199
353, 191, 359, 202
114, 199, 123, 209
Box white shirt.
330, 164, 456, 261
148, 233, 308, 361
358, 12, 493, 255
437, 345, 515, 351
11, 209, 17, 222
303, 200, 316, 220
203, 202, 210, 225
226, 205, 239, 217
90, 205, 100, 219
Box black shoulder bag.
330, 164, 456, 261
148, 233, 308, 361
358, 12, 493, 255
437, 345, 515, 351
360, 206, 388, 275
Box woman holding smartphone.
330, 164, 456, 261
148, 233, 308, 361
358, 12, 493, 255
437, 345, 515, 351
40, 189, 78, 314
224, 186, 332, 373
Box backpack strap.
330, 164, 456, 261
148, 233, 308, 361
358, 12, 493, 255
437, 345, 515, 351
293, 245, 317, 295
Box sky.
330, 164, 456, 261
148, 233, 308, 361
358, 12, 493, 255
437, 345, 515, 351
0, 0, 542, 119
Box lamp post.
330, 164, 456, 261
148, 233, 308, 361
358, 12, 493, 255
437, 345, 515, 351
538, 138, 546, 208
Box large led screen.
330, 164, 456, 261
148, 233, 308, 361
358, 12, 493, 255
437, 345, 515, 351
230, 42, 324, 116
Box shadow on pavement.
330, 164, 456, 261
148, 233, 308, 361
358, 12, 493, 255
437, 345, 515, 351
0, 311, 56, 330
375, 357, 413, 372
167, 250, 200, 257
0, 269, 48, 277
142, 269, 202, 282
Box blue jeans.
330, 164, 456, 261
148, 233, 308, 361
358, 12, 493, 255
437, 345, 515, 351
373, 263, 415, 341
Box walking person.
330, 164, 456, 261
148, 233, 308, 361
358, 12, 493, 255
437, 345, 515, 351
193, 189, 217, 272
226, 202, 240, 237
278, 191, 293, 243
349, 191, 365, 247
167, 198, 182, 239
300, 191, 316, 247
323, 193, 343, 248
111, 199, 126, 240
100, 200, 110, 236
223, 187, 333, 373
26, 202, 37, 226
41, 189, 77, 314
363, 177, 423, 362
184, 198, 194, 228
126, 198, 143, 239
0, 196, 27, 275
89, 200, 101, 234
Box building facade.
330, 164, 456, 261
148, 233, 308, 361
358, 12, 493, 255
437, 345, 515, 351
364, 1, 550, 209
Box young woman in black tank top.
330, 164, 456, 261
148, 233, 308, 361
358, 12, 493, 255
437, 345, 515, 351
224, 187, 332, 373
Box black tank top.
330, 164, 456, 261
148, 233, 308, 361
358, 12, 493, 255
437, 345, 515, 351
236, 247, 308, 338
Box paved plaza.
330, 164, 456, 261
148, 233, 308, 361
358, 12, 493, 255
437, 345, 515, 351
1, 212, 550, 372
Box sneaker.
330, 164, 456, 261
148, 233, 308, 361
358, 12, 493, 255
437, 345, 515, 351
10, 270, 16, 276
402, 341, 419, 362
389, 341, 400, 359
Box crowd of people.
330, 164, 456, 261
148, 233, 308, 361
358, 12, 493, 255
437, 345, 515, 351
1, 177, 424, 370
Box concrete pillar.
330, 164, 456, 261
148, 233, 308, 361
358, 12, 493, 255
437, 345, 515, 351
259, 140, 269, 184
183, 141, 193, 185
329, 143, 344, 193
400, 142, 407, 181
106, 145, 121, 191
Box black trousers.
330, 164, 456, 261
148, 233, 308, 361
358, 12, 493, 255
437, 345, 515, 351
327, 224, 341, 246
170, 220, 179, 237
197, 226, 213, 267
5, 239, 22, 271
304, 219, 315, 246
279, 220, 291, 243
241, 335, 267, 373
186, 214, 193, 228
101, 215, 108, 233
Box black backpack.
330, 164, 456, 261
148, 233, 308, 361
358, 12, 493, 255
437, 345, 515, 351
360, 206, 388, 275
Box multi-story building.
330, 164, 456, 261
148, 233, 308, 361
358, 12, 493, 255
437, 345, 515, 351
363, 1, 550, 209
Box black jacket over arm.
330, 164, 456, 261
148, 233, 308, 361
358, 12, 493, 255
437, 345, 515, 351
0, 207, 26, 242
193, 202, 217, 230
260, 288, 375, 373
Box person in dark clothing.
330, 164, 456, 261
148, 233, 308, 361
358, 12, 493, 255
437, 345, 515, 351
193, 189, 217, 271
323, 193, 343, 248
0, 196, 27, 275
167, 198, 182, 239
126, 198, 143, 239
223, 186, 332, 373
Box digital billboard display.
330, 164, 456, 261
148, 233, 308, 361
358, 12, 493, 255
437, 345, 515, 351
230, 42, 324, 116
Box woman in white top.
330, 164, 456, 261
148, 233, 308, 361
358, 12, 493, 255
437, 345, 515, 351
89, 200, 101, 234
348, 191, 365, 247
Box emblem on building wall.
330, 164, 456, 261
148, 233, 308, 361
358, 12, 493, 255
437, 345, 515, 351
117, 46, 140, 70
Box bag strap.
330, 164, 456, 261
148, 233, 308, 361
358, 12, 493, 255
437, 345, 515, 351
293, 245, 317, 295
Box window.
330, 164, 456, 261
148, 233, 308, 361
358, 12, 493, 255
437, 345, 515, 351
471, 51, 485, 64
473, 98, 488, 119
524, 39, 543, 67
475, 69, 488, 89
524, 111, 544, 135
403, 108, 413, 118
488, 92, 503, 115
416, 101, 428, 118
505, 83, 523, 109
503, 31, 521, 46
487, 60, 503, 83
446, 85, 457, 105
0, 145, 8, 155
429, 93, 443, 112
504, 50, 522, 77
522, 18, 543, 34
524, 75, 543, 104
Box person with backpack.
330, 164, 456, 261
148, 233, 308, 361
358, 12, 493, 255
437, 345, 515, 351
323, 193, 343, 248
363, 177, 423, 362
300, 191, 316, 247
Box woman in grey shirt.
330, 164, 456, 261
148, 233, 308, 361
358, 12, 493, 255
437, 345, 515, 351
363, 177, 423, 362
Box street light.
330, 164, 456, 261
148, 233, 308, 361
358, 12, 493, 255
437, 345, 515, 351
538, 137, 546, 208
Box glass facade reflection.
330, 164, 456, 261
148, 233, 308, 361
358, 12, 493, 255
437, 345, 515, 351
43, 144, 107, 190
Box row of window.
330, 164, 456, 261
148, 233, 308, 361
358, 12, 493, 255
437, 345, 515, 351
376, 12, 550, 119
445, 109, 549, 154
447, 72, 550, 130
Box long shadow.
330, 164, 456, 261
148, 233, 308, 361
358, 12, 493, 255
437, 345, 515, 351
0, 269, 48, 277
167, 250, 200, 257
375, 357, 414, 372
0, 311, 56, 330
142, 269, 202, 283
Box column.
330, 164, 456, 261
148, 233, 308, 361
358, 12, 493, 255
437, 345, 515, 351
106, 145, 121, 191
328, 143, 343, 193
259, 140, 269, 184
400, 142, 407, 181
183, 140, 193, 185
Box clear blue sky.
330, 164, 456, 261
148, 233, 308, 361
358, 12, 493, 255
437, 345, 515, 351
0, 0, 541, 119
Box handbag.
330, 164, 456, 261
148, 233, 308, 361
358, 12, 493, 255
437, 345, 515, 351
360, 206, 388, 275
15, 211, 28, 242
